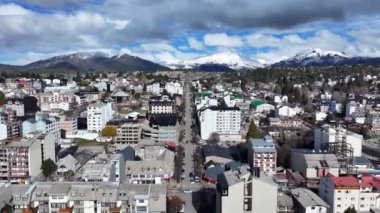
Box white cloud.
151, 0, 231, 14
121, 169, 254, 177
188, 37, 205, 50
247, 30, 351, 63
204, 33, 243, 47
138, 42, 176, 52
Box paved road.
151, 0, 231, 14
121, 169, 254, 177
179, 72, 199, 213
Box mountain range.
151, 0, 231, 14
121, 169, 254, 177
0, 48, 380, 73
0, 52, 168, 73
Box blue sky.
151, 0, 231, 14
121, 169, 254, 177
0, 0, 379, 65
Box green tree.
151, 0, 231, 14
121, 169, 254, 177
101, 126, 117, 137
247, 121, 260, 139
344, 207, 357, 213
0, 91, 5, 105
41, 159, 57, 178
134, 92, 141, 100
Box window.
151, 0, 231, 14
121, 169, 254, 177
138, 199, 145, 203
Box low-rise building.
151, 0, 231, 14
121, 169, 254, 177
216, 166, 278, 213
319, 175, 380, 213
291, 187, 329, 213
249, 135, 277, 174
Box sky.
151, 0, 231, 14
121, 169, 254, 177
0, 0, 380, 65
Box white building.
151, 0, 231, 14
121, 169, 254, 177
216, 167, 278, 213
314, 125, 363, 157
255, 103, 275, 113
87, 102, 114, 132
346, 101, 358, 117
22, 112, 61, 145
276, 105, 297, 117
319, 175, 380, 213
148, 95, 176, 114
0, 123, 7, 140
199, 106, 241, 140
5, 99, 24, 117
146, 83, 161, 94
165, 82, 183, 95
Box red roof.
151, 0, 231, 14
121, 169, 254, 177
330, 176, 360, 188
360, 176, 380, 188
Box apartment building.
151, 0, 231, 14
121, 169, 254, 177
319, 175, 380, 213
60, 115, 78, 135
5, 98, 25, 117
107, 119, 142, 149
80, 154, 125, 183
0, 132, 55, 183
199, 106, 241, 140
0, 109, 22, 139
148, 95, 176, 114
8, 182, 167, 213
87, 101, 115, 133
142, 115, 178, 145
291, 149, 340, 186
22, 112, 61, 144
216, 166, 278, 213
248, 135, 277, 174
314, 125, 363, 157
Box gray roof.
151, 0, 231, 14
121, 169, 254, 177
304, 153, 340, 168
278, 193, 294, 208
50, 183, 71, 195
250, 138, 276, 153
291, 188, 329, 209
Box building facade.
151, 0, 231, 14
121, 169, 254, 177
199, 106, 241, 140
87, 102, 115, 133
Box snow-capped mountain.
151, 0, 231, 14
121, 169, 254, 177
166, 51, 263, 71
272, 48, 349, 67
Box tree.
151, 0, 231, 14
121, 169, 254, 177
167, 195, 184, 213
0, 91, 5, 105
41, 159, 57, 178
134, 92, 141, 100
207, 132, 220, 145
247, 121, 260, 139
101, 126, 117, 137
344, 207, 357, 213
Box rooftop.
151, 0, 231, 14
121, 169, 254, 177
291, 188, 329, 208
330, 176, 360, 188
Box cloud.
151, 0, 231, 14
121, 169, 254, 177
204, 33, 243, 47
188, 37, 205, 50
247, 30, 351, 63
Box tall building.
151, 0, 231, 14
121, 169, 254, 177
0, 132, 56, 183
199, 106, 241, 140
319, 175, 380, 213
216, 166, 278, 213
248, 135, 277, 174
314, 125, 363, 157
22, 112, 61, 144
87, 101, 114, 132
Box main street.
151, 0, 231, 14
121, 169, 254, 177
180, 71, 198, 213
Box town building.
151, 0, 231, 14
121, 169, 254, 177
199, 106, 241, 140
291, 149, 340, 187
5, 98, 25, 117
291, 188, 329, 213
22, 112, 61, 144
148, 95, 176, 114
216, 166, 278, 213
87, 101, 115, 133
60, 115, 78, 135
314, 125, 363, 157
249, 135, 277, 174
319, 175, 380, 213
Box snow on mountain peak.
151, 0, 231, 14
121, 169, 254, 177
175, 51, 263, 70
292, 48, 347, 61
